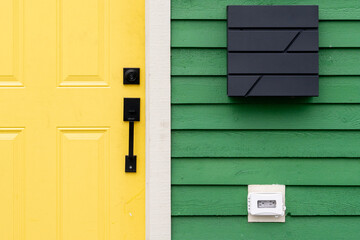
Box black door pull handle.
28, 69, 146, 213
123, 98, 140, 172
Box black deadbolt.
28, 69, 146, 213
123, 68, 140, 85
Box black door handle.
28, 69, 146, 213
124, 98, 140, 172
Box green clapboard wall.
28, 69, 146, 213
171, 0, 360, 239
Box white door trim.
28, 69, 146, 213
145, 0, 171, 239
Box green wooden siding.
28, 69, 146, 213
172, 0, 360, 20
173, 217, 360, 240
172, 76, 360, 104
172, 21, 360, 48
172, 186, 360, 215
172, 49, 360, 75
171, 1, 360, 239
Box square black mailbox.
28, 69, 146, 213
227, 5, 319, 97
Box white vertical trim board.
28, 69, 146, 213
145, 0, 171, 239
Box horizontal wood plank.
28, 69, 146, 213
227, 5, 318, 28
171, 0, 360, 20
228, 53, 318, 74
172, 104, 360, 129
228, 30, 318, 52
228, 75, 319, 97
171, 76, 360, 104
172, 186, 247, 216
171, 158, 360, 185
172, 21, 360, 48
172, 130, 360, 157
172, 186, 360, 216
172, 49, 360, 76
172, 216, 360, 240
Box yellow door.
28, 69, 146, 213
0, 0, 145, 239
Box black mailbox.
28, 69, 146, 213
227, 5, 319, 97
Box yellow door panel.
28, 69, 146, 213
0, 129, 24, 240
0, 0, 23, 87
0, 0, 145, 239
58, 0, 109, 87
57, 129, 110, 240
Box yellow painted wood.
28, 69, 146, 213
0, 0, 145, 239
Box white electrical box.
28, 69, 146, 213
248, 193, 285, 216
248, 185, 286, 222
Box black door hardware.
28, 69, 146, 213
123, 68, 140, 85
124, 98, 140, 172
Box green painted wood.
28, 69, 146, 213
172, 104, 360, 129
171, 76, 360, 104
172, 186, 360, 216
172, 20, 360, 48
170, 1, 360, 232
171, 158, 360, 185
171, 48, 360, 76
172, 0, 360, 20
287, 187, 360, 216
172, 216, 360, 240
172, 130, 360, 157
172, 21, 226, 48
172, 186, 248, 216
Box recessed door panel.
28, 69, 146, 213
57, 129, 109, 240
0, 129, 24, 240
0, 0, 23, 87
58, 0, 109, 87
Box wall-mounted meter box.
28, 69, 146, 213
248, 193, 285, 216
227, 5, 319, 97
248, 185, 286, 222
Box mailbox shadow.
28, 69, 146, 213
225, 97, 317, 128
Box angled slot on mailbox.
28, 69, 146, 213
124, 98, 140, 172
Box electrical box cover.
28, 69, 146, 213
227, 5, 319, 97
248, 193, 285, 216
